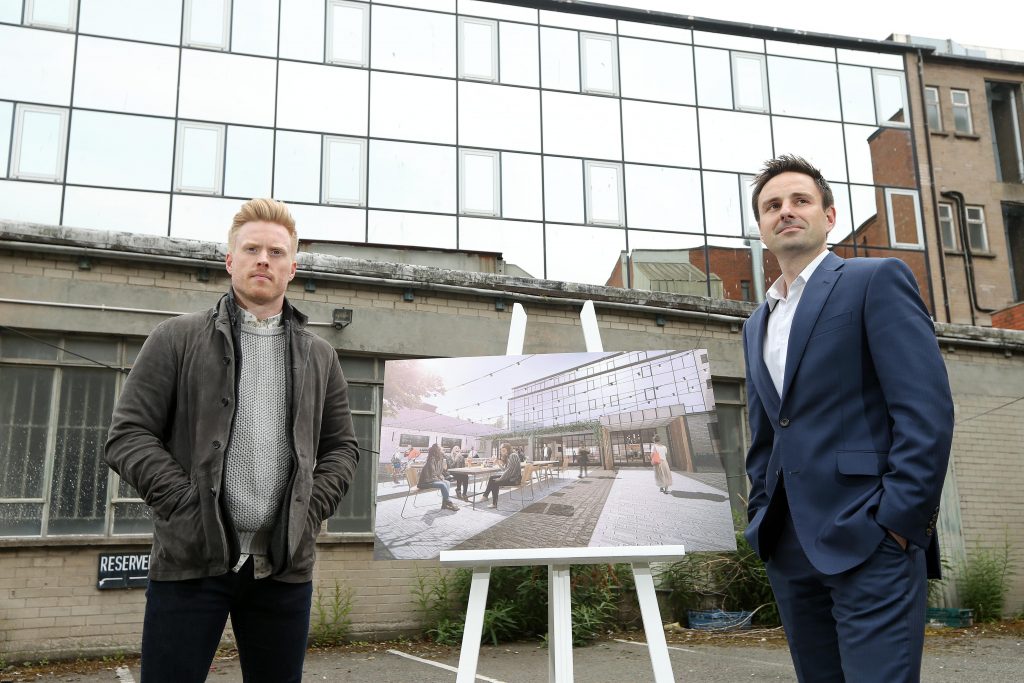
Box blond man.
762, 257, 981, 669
106, 199, 359, 682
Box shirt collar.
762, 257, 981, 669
765, 250, 830, 311
240, 308, 283, 328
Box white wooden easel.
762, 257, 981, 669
440, 302, 684, 682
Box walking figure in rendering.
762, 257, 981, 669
651, 435, 671, 494
418, 444, 459, 512
476, 443, 522, 509
577, 446, 590, 478
742, 156, 953, 682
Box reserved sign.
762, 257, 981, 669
97, 552, 150, 590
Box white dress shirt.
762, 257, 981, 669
763, 250, 831, 397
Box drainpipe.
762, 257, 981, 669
941, 190, 997, 324
915, 49, 952, 323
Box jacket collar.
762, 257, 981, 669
214, 289, 308, 331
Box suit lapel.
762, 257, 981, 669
780, 252, 844, 404
748, 302, 782, 415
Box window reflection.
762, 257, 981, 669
0, 25, 75, 106
874, 69, 908, 126
370, 72, 455, 144
459, 217, 543, 278
622, 100, 698, 167
232, 0, 278, 57
542, 91, 621, 161
279, 0, 324, 62
543, 156, 583, 224
11, 105, 68, 182
0, 101, 12, 178
768, 56, 841, 120
66, 111, 173, 191
499, 22, 538, 87
702, 170, 743, 237
694, 47, 732, 109
368, 140, 455, 214
732, 52, 767, 113
26, 0, 77, 31
179, 50, 276, 126
619, 38, 695, 105
73, 37, 179, 117
617, 232, 713, 294
273, 130, 320, 203
368, 210, 456, 249
826, 182, 853, 245
884, 188, 924, 248
771, 117, 847, 182
547, 223, 625, 286
0, 180, 62, 224
279, 62, 367, 135
501, 153, 542, 221
459, 82, 540, 153
371, 5, 454, 78
838, 65, 876, 125
62, 186, 170, 236
624, 165, 702, 232
328, 1, 368, 66
78, 0, 182, 45
224, 125, 273, 198
541, 27, 579, 91
581, 33, 618, 96
699, 109, 772, 175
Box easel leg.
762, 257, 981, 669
548, 563, 573, 682
456, 567, 491, 683
632, 562, 676, 682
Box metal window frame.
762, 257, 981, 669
937, 201, 958, 250
458, 16, 498, 82
10, 103, 69, 183
322, 134, 367, 206
584, 159, 624, 226
883, 187, 924, 248
965, 204, 989, 252
924, 85, 942, 131
731, 51, 768, 113
24, 0, 77, 31
951, 88, 973, 134
326, 0, 370, 68
174, 120, 226, 195
872, 68, 910, 128
182, 0, 232, 51
580, 32, 619, 96
458, 147, 501, 216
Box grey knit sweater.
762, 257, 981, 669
224, 317, 293, 565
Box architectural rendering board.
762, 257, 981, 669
374, 349, 737, 560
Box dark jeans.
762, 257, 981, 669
141, 558, 313, 683
451, 473, 469, 496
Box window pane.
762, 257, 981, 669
27, 0, 76, 30
289, 203, 365, 242
1, 331, 59, 361
0, 367, 52, 501
460, 18, 496, 81
461, 150, 499, 216
62, 337, 119, 365
63, 186, 171, 236
79, 0, 182, 45
702, 171, 743, 236
581, 34, 617, 95
768, 56, 841, 120
326, 411, 373, 532
185, 0, 229, 49
13, 106, 67, 181
459, 217, 543, 279
0, 25, 75, 106
458, 82, 540, 153
771, 117, 847, 183
0, 0, 21, 22
278, 61, 368, 135
540, 27, 579, 91
694, 47, 732, 109
112, 501, 153, 535
338, 355, 376, 381
371, 5, 454, 78
279, 0, 324, 62
732, 53, 766, 112
48, 367, 115, 534
366, 210, 456, 249
621, 100, 698, 167
542, 92, 621, 160
232, 0, 278, 57
839, 64, 876, 124
370, 72, 455, 144
67, 111, 174, 191
273, 130, 320, 203
178, 50, 276, 127
176, 123, 224, 194
585, 161, 623, 226
328, 1, 367, 66
323, 136, 365, 206
938, 203, 957, 249
368, 140, 455, 214
620, 38, 694, 105
546, 223, 625, 286
500, 152, 542, 221
499, 22, 538, 88
885, 189, 922, 247
0, 101, 11, 179
874, 70, 907, 126
543, 156, 583, 224
348, 384, 375, 412
73, 37, 179, 117
224, 125, 273, 198
624, 165, 702, 232
698, 109, 772, 175
0, 179, 62, 224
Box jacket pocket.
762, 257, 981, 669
836, 450, 887, 476
152, 484, 206, 566
811, 310, 852, 338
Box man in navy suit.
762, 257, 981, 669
742, 155, 954, 682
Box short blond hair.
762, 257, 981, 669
228, 199, 298, 254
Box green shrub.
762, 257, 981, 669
957, 543, 1014, 622
658, 514, 779, 627
414, 564, 634, 646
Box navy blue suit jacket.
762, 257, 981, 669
742, 253, 954, 577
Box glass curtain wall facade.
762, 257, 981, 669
0, 0, 930, 307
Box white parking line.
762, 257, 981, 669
386, 649, 507, 683
613, 638, 791, 668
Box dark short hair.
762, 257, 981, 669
750, 155, 834, 221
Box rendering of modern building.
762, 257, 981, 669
1, 0, 1023, 661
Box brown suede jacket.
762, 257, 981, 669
105, 292, 359, 582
